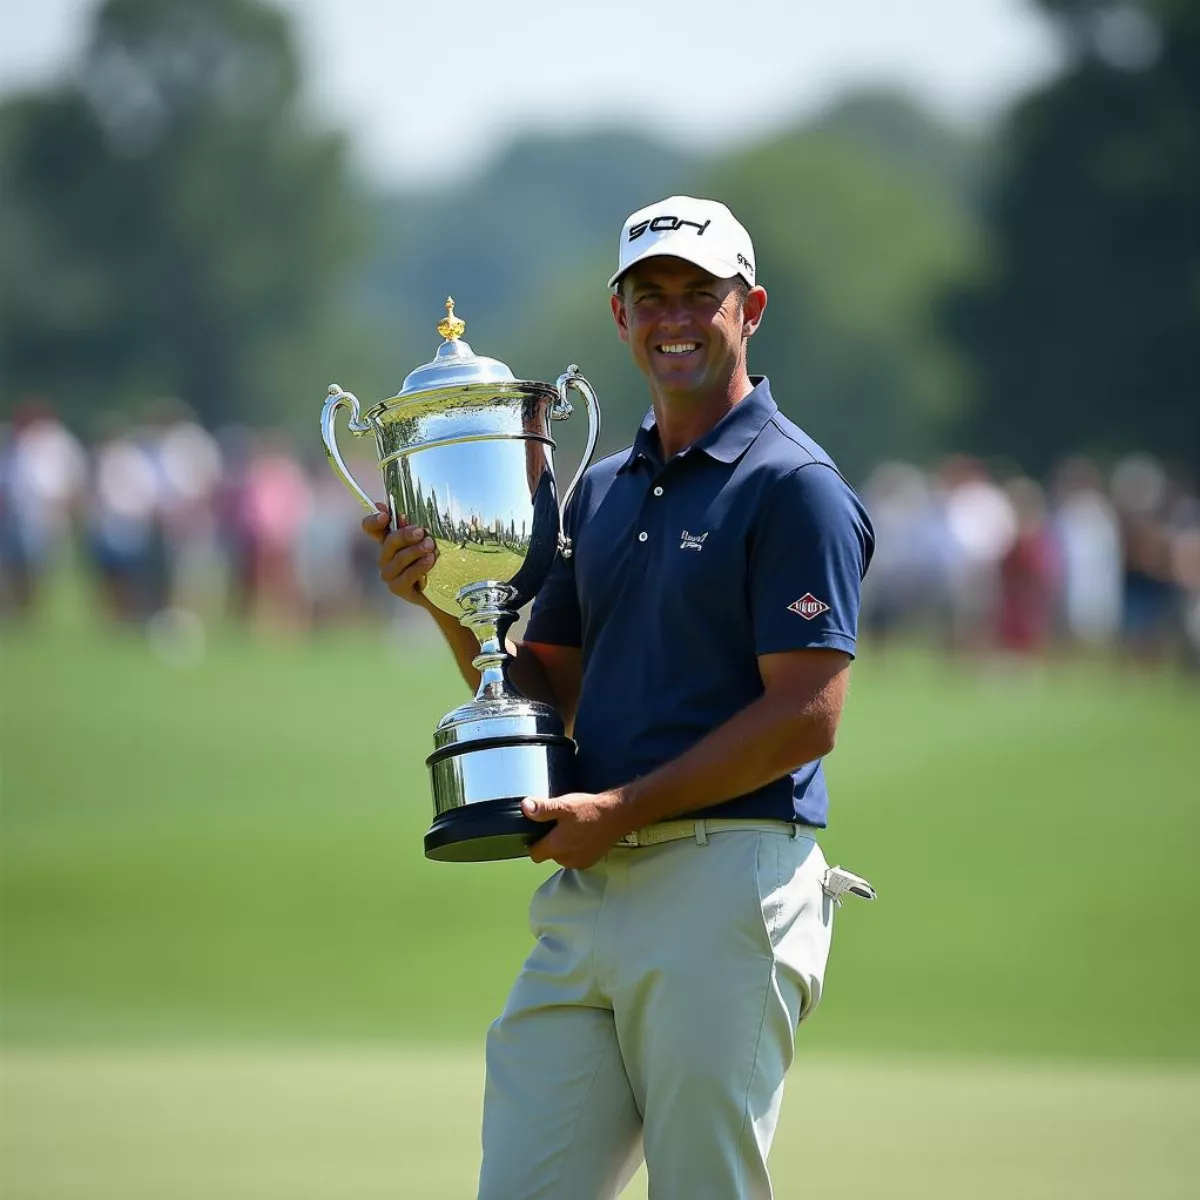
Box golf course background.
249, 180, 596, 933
3, 589, 1198, 1198
5, 0, 1200, 1193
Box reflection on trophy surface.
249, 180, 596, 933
320, 299, 600, 861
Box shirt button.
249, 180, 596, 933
653, 486, 664, 497
638, 531, 648, 542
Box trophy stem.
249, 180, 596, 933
458, 583, 518, 703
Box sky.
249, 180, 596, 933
0, 0, 1063, 187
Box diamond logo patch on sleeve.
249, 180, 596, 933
788, 593, 831, 620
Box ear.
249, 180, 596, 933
742, 285, 767, 339
611, 293, 630, 343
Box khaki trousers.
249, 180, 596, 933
478, 826, 834, 1200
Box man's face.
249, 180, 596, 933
611, 258, 762, 397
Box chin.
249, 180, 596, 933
650, 360, 704, 386
658, 375, 709, 397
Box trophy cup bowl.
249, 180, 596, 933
321, 299, 600, 862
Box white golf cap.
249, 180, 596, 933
608, 195, 756, 290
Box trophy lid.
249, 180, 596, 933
396, 298, 516, 396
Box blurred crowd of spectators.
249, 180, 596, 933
2, 400, 1199, 673
0, 400, 383, 637
862, 453, 1200, 671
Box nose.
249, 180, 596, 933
658, 295, 691, 330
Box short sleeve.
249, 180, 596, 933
749, 464, 874, 657
524, 501, 583, 647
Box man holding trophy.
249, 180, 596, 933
358, 197, 875, 1198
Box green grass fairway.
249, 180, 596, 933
3, 1049, 1198, 1199
3, 622, 1197, 1057
3, 614, 1198, 1195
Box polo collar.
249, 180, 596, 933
617, 377, 778, 473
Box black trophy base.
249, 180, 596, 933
424, 797, 554, 863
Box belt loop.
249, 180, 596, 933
694, 819, 709, 846
790, 823, 800, 839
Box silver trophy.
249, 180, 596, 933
321, 299, 600, 862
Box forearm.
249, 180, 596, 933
615, 694, 836, 829
418, 600, 561, 711
505, 638, 567, 714
419, 599, 483, 691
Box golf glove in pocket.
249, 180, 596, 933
821, 865, 877, 905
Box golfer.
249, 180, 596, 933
365, 196, 875, 1199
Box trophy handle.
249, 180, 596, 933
321, 383, 377, 513
552, 365, 601, 560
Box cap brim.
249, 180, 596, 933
607, 242, 745, 290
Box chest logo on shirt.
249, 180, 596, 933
788, 593, 831, 620
679, 530, 709, 551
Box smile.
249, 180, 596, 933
658, 343, 699, 355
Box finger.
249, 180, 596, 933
528, 830, 556, 864
521, 797, 557, 823
390, 555, 435, 594
382, 543, 435, 583
377, 526, 427, 571
361, 507, 391, 542
379, 541, 420, 580
377, 526, 420, 565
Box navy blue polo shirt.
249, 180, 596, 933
524, 377, 874, 827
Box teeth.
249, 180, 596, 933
660, 343, 698, 355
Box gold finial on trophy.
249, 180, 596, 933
437, 296, 466, 342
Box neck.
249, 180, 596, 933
650, 370, 755, 461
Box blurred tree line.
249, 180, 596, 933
947, 0, 1199, 477
0, 0, 383, 431
0, 0, 1195, 479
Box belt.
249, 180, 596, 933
613, 818, 820, 849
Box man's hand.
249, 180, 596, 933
523, 791, 629, 870
362, 503, 438, 605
